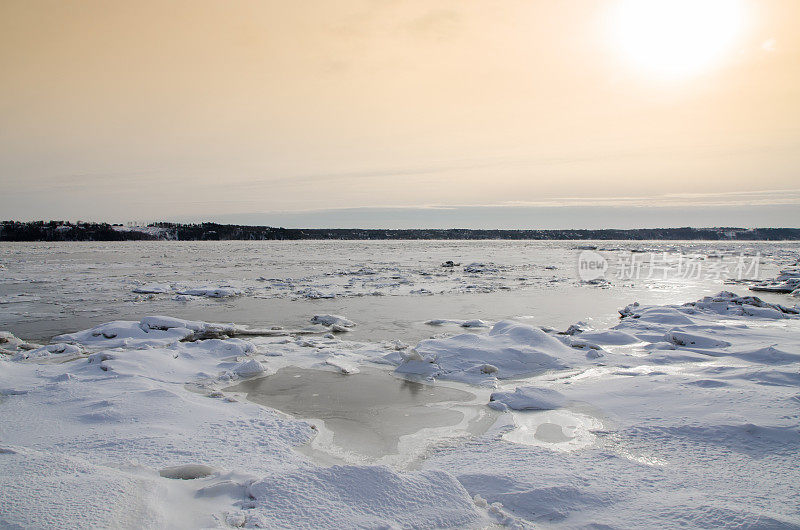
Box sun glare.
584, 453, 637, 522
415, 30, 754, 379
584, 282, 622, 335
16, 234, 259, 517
610, 0, 747, 79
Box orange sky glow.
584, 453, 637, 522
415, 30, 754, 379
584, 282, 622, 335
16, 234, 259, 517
1, 0, 798, 227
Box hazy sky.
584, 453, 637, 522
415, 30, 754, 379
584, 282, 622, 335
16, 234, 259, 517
1, 0, 798, 228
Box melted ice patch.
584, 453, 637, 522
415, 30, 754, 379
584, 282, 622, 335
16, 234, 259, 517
503, 409, 603, 451
227, 366, 497, 466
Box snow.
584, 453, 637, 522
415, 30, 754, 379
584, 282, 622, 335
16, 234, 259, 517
421, 294, 800, 525
159, 463, 218, 480
396, 320, 594, 385
571, 329, 640, 345
240, 466, 483, 528
11, 342, 84, 360
53, 317, 215, 349
0, 312, 487, 528
230, 359, 268, 377
0, 346, 315, 528
488, 386, 567, 411
2, 244, 800, 530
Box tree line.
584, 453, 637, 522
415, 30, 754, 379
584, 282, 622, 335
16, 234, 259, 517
2, 220, 799, 241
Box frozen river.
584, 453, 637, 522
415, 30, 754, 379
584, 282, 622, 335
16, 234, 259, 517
1, 240, 796, 342
2, 240, 799, 528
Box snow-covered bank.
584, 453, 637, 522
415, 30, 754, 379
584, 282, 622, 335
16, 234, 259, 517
422, 292, 800, 527
0, 315, 492, 528
2, 289, 800, 528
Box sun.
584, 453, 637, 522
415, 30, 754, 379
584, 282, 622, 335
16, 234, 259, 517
610, 0, 747, 79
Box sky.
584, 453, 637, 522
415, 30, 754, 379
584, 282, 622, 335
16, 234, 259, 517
1, 0, 798, 228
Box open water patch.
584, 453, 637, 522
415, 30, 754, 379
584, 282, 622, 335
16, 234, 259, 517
226, 366, 497, 466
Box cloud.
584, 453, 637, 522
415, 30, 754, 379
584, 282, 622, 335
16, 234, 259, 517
498, 189, 800, 208
179, 188, 800, 216
761, 38, 777, 52
175, 203, 800, 229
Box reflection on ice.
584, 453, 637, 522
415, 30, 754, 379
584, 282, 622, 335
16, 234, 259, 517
227, 366, 497, 466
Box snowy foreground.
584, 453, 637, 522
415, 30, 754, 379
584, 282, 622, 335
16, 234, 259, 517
2, 292, 800, 528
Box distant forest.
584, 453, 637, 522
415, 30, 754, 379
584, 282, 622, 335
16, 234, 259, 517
2, 221, 800, 241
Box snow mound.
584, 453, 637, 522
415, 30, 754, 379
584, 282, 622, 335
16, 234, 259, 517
397, 320, 590, 384
53, 316, 250, 349
687, 291, 798, 317
81, 337, 258, 384
489, 386, 567, 411
618, 303, 695, 325
12, 343, 84, 360
230, 359, 267, 378
665, 330, 731, 350
573, 330, 640, 345
242, 466, 482, 528
733, 345, 800, 365
619, 292, 798, 324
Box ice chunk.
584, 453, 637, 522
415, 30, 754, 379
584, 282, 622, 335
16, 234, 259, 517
325, 357, 360, 374
749, 268, 800, 294
463, 263, 498, 273
488, 386, 567, 411
176, 286, 243, 298
461, 319, 490, 328
425, 318, 491, 328
0, 332, 40, 356
310, 314, 355, 328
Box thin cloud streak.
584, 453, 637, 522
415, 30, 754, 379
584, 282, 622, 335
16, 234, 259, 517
206, 189, 800, 215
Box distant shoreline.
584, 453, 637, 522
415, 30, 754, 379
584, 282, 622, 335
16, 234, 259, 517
2, 221, 800, 242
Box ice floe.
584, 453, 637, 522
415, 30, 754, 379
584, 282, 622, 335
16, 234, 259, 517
750, 267, 800, 294
176, 286, 244, 298
425, 318, 491, 328
0, 331, 39, 356
310, 314, 355, 328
